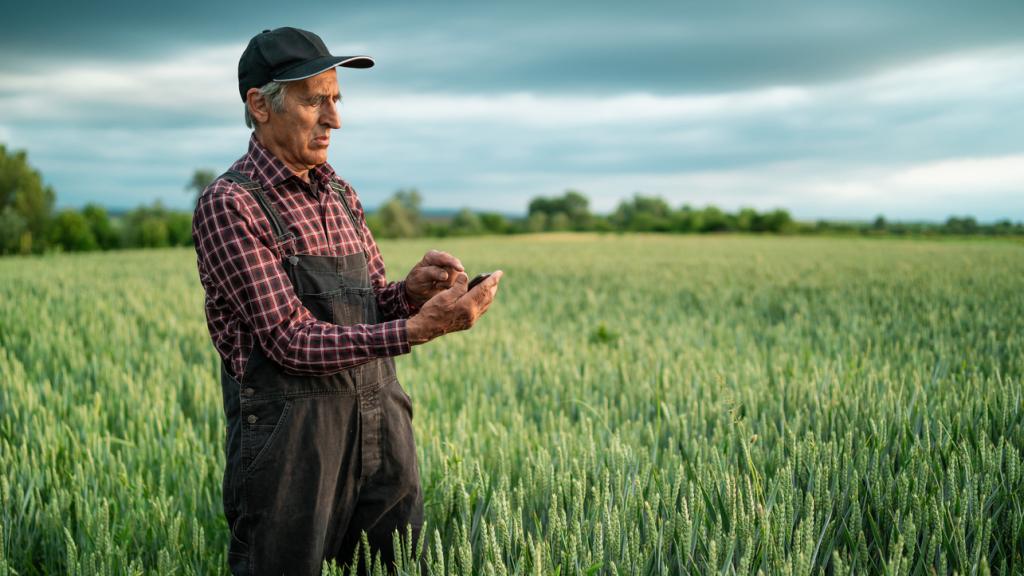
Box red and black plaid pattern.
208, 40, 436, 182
193, 135, 414, 378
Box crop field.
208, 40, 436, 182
1, 234, 1022, 575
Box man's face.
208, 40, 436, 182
260, 68, 341, 173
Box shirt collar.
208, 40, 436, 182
246, 133, 338, 193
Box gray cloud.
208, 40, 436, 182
1, 1, 1023, 220
5, 1, 1023, 93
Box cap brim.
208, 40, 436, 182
274, 55, 374, 82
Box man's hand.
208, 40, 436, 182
406, 270, 504, 344
405, 250, 465, 307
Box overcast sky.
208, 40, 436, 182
2, 1, 1022, 220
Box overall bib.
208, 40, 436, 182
217, 171, 423, 575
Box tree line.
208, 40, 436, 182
2, 146, 1022, 255
363, 189, 1024, 239
0, 144, 196, 254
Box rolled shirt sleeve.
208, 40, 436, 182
193, 185, 410, 377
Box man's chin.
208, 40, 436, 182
306, 151, 329, 166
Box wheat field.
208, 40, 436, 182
1, 234, 1022, 575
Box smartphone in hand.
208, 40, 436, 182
468, 272, 492, 291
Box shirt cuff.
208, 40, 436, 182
394, 280, 424, 316
372, 318, 411, 357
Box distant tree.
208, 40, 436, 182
449, 208, 484, 236
122, 202, 171, 248
167, 212, 193, 246
82, 203, 119, 249
735, 208, 758, 232
527, 197, 552, 216
376, 189, 423, 238
528, 190, 593, 231
888, 221, 908, 236
768, 209, 794, 233
394, 189, 422, 215
0, 207, 28, 254
698, 206, 729, 232
872, 215, 888, 233
613, 194, 672, 231
561, 190, 592, 230
992, 219, 1016, 236
478, 212, 511, 234
51, 209, 98, 251
671, 204, 700, 233
525, 212, 547, 233
591, 215, 614, 233
944, 216, 978, 235
422, 221, 451, 238
186, 169, 217, 205
376, 202, 415, 238
364, 213, 383, 237
0, 144, 55, 253
548, 212, 571, 231
138, 218, 170, 247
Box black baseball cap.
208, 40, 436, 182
238, 27, 374, 101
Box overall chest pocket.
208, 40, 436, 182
285, 253, 378, 326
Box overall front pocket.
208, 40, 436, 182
242, 398, 294, 475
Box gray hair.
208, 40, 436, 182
244, 81, 289, 129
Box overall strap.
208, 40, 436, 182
219, 170, 296, 249
328, 180, 366, 245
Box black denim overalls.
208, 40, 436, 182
217, 171, 422, 575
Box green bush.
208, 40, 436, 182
51, 209, 98, 251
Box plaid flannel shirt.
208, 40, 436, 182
193, 134, 415, 379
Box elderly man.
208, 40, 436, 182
192, 27, 502, 575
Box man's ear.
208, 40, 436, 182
246, 88, 270, 125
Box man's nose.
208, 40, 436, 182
322, 101, 341, 129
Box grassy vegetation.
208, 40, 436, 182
1, 234, 1022, 575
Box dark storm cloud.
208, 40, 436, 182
2, 1, 1023, 220
5, 1, 1023, 93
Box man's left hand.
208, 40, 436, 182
405, 249, 465, 306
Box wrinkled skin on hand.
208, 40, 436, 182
405, 250, 465, 307
406, 271, 504, 344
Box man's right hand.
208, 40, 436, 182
406, 270, 504, 345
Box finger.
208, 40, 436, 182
448, 271, 469, 297
467, 278, 501, 313
423, 249, 464, 272
488, 271, 503, 296
484, 270, 503, 288
468, 270, 503, 298
421, 266, 450, 284
411, 267, 452, 292
431, 273, 467, 308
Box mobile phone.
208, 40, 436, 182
468, 272, 492, 290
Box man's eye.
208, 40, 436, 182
307, 96, 339, 108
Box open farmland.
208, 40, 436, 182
1, 234, 1022, 575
